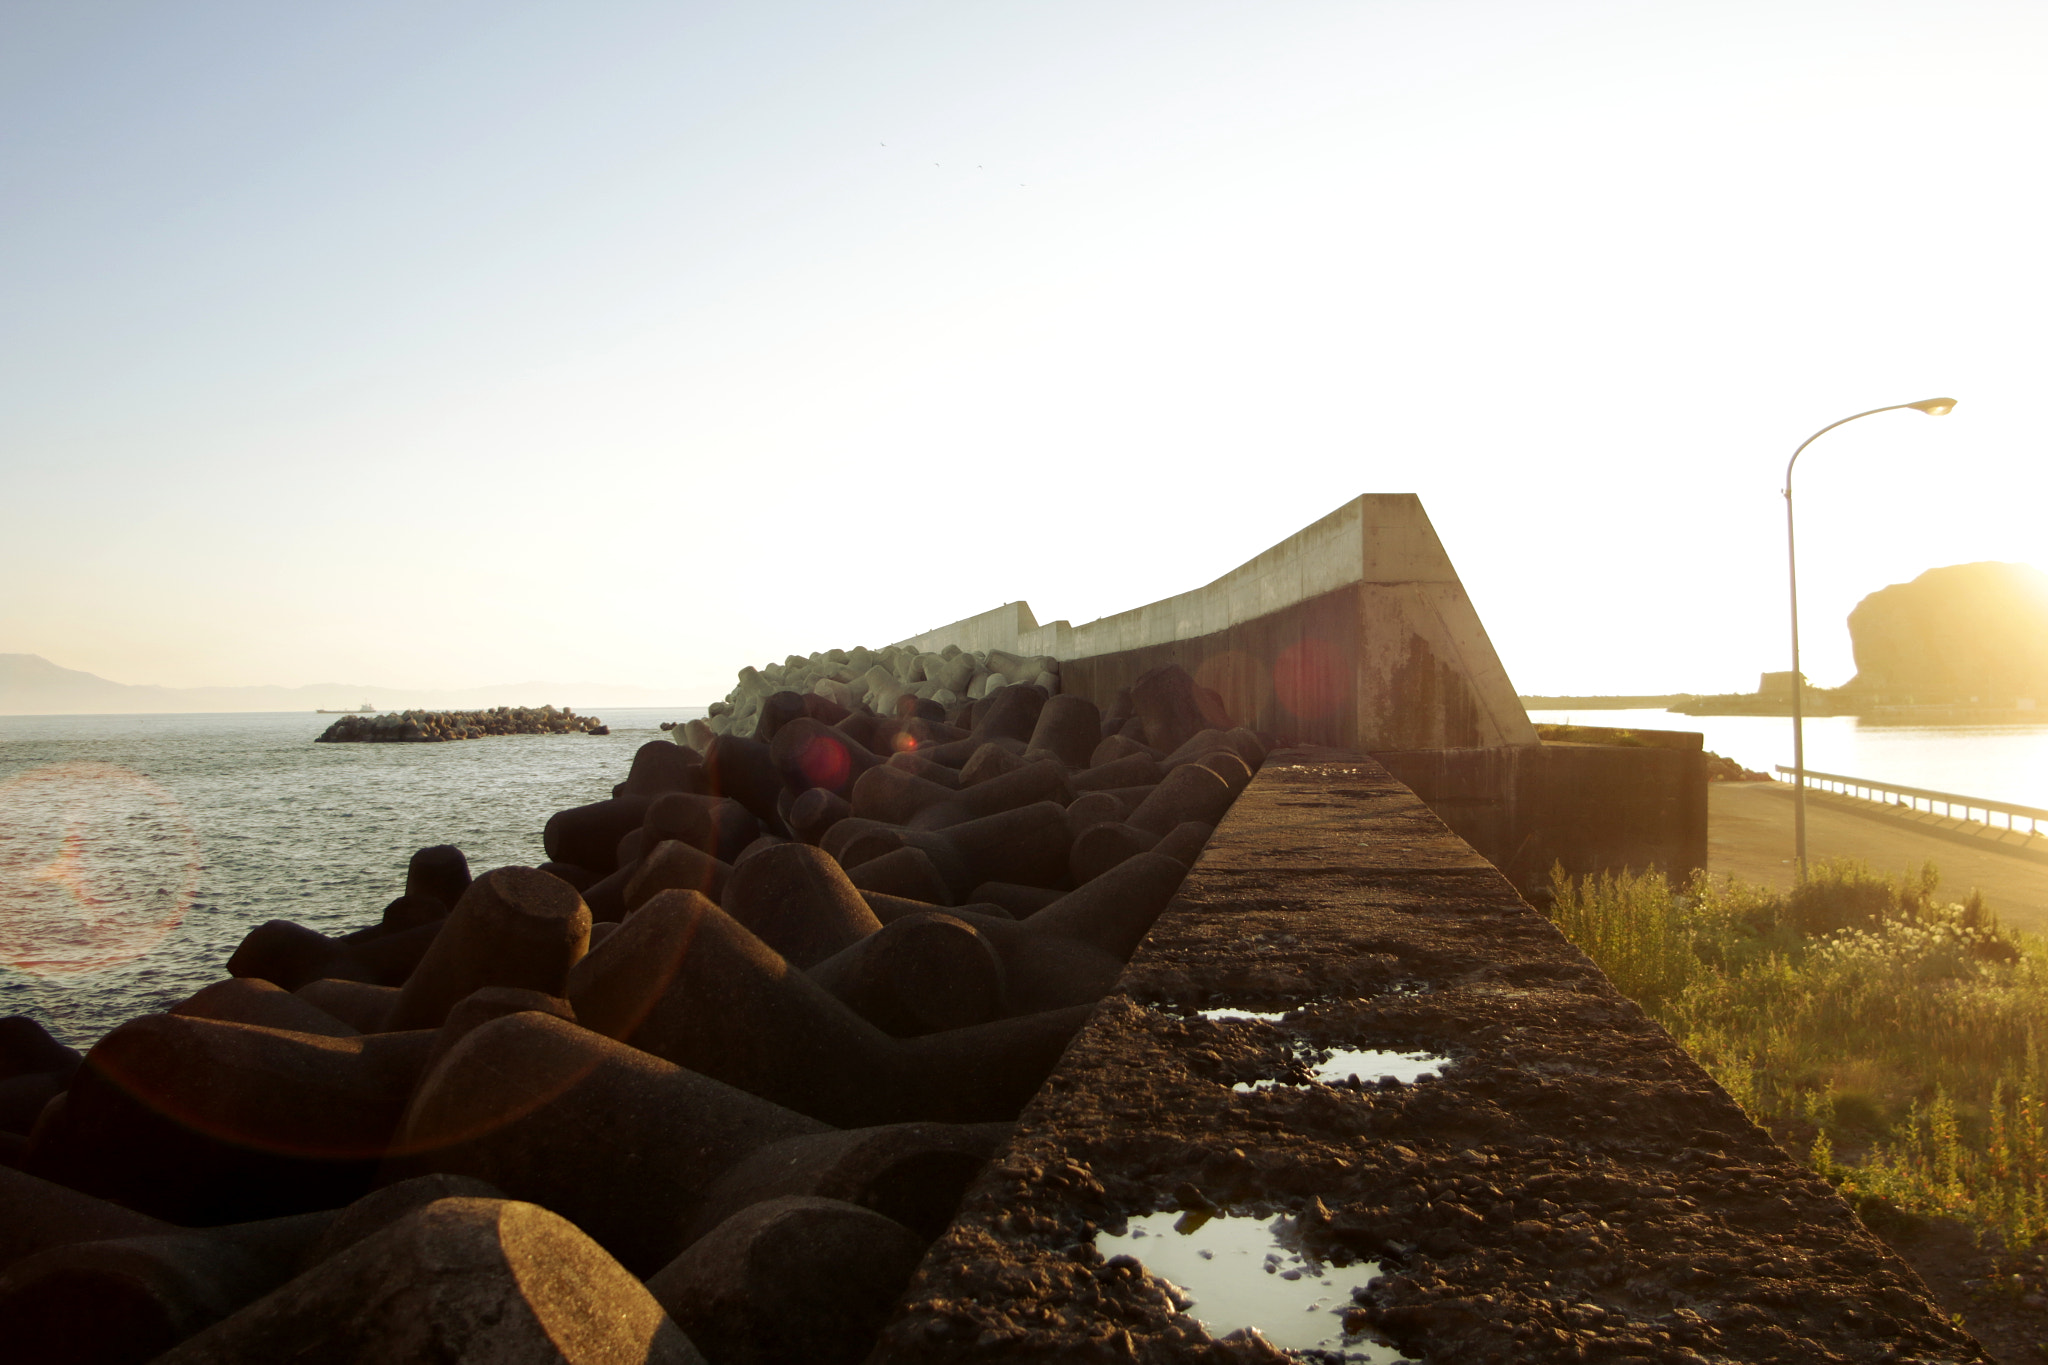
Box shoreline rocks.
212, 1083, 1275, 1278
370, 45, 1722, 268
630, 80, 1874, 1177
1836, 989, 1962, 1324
6, 662, 1266, 1362
315, 706, 605, 744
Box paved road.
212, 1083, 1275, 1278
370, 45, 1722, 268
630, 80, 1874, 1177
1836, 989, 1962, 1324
1709, 781, 2048, 937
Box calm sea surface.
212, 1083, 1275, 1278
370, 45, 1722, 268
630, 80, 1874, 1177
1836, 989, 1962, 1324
4, 706, 2040, 1049
1527, 708, 2048, 812
0, 708, 702, 1047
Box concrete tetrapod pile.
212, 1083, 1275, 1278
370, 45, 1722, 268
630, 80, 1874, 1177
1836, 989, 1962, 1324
692, 642, 1084, 750
0, 665, 1263, 1364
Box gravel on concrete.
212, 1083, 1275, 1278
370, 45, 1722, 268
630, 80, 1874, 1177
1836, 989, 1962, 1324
876, 748, 1992, 1364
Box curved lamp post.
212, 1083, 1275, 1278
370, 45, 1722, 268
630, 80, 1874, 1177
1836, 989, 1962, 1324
1785, 397, 1956, 878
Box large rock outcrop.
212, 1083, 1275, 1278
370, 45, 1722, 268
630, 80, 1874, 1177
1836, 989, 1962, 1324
1847, 562, 2048, 706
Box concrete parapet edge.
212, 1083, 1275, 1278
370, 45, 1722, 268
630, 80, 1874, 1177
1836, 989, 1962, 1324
872, 748, 1983, 1363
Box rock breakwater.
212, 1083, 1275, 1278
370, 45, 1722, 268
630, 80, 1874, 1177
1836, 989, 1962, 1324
696, 643, 1069, 749
315, 705, 606, 743
2, 663, 1262, 1362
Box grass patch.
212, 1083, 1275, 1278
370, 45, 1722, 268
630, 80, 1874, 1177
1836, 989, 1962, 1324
1546, 859, 2048, 1247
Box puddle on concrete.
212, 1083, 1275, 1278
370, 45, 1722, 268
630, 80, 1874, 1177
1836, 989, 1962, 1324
1171, 985, 1431, 1026
1233, 1047, 1449, 1094
1154, 1002, 1449, 1094
1310, 1047, 1446, 1085
1096, 1211, 1413, 1361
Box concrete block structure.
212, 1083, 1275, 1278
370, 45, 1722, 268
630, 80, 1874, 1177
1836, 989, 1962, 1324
872, 749, 1981, 1362
896, 493, 1706, 888
897, 494, 1536, 753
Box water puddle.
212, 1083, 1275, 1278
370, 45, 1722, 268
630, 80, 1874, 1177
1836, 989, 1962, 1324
1096, 1211, 1413, 1360
1233, 1047, 1449, 1093
1161, 1001, 1450, 1094
1310, 1047, 1447, 1086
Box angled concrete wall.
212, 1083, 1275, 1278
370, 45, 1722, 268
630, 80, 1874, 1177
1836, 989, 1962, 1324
894, 494, 1538, 751
886, 493, 1704, 886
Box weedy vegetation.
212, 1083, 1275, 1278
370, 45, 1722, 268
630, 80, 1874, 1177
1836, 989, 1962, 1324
1546, 860, 2048, 1248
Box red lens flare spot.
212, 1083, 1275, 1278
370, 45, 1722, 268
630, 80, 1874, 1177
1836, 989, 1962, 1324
0, 762, 200, 976
798, 735, 853, 791
1273, 638, 1345, 722
890, 732, 919, 755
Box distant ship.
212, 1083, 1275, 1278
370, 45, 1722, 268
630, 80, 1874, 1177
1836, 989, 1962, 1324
315, 702, 377, 714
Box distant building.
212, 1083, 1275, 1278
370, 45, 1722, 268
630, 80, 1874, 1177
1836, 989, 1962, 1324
1756, 671, 1802, 699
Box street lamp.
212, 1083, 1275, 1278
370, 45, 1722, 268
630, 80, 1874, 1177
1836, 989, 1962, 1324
1784, 397, 1957, 878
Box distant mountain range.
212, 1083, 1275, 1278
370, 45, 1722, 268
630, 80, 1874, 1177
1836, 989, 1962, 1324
0, 654, 699, 715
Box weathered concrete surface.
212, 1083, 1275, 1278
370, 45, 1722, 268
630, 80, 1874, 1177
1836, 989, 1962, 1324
884, 497, 1718, 889
1058, 583, 1504, 753
874, 750, 1986, 1364
892, 496, 1537, 751
1375, 741, 1710, 893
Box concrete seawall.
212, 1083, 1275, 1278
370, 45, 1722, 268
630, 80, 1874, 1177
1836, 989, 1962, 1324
1377, 740, 1710, 893
894, 494, 1536, 752
892, 493, 1706, 889
874, 750, 1983, 1362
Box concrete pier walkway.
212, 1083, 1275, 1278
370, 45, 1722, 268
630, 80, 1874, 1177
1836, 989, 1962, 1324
876, 751, 1986, 1363
1709, 782, 2048, 937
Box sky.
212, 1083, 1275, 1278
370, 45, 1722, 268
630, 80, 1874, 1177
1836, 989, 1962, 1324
3, 0, 2043, 703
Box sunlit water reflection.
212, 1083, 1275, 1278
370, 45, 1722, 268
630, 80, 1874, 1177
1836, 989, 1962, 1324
0, 708, 701, 1046
1097, 1211, 1413, 1360
1233, 1048, 1449, 1093
1528, 708, 2048, 810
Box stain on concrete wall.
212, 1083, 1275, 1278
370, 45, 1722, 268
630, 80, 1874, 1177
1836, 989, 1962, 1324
1061, 583, 1524, 752
893, 494, 1537, 751
1374, 743, 1709, 892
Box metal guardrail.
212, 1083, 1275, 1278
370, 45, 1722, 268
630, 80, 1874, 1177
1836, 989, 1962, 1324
1775, 766, 2048, 837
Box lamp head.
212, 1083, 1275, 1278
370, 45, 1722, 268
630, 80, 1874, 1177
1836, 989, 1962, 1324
1907, 397, 1957, 416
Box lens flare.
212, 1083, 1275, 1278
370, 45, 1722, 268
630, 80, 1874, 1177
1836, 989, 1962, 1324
1272, 638, 1345, 722
0, 762, 200, 976
798, 734, 854, 789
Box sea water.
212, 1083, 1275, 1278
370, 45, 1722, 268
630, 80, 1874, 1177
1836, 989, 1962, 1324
1527, 708, 2048, 812
0, 707, 702, 1046
6, 705, 2035, 1048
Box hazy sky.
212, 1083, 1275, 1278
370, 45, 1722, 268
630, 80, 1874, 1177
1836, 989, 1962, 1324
4, 0, 2042, 701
